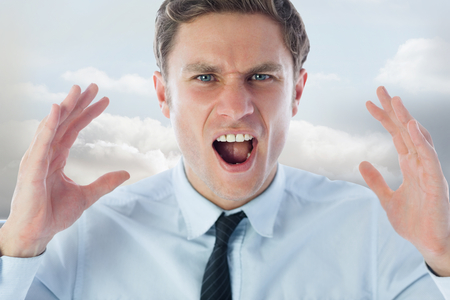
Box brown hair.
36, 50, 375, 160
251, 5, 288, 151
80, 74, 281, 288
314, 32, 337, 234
154, 0, 310, 80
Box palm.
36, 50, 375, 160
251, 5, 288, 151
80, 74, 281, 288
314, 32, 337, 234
360, 87, 450, 261
388, 155, 449, 253
3, 84, 129, 257
44, 171, 90, 235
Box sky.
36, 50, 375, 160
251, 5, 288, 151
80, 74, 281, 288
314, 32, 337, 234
0, 0, 449, 218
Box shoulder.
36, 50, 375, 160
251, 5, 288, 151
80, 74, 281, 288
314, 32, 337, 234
280, 164, 377, 204
89, 167, 176, 216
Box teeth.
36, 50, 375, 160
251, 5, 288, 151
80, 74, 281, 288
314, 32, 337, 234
247, 152, 251, 159
226, 134, 236, 142
216, 134, 253, 142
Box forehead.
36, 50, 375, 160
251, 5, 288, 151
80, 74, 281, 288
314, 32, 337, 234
168, 12, 293, 76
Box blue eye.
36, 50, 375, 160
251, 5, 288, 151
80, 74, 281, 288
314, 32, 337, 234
252, 74, 270, 81
197, 74, 214, 82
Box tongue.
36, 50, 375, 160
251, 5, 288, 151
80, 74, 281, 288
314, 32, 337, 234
214, 141, 252, 164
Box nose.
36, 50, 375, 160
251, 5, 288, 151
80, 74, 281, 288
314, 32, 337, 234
215, 81, 254, 121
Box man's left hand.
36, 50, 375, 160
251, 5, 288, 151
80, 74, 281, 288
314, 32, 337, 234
359, 86, 450, 276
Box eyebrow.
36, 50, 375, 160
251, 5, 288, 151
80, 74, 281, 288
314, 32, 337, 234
182, 62, 284, 75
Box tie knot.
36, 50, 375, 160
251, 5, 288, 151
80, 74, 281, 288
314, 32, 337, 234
214, 211, 246, 247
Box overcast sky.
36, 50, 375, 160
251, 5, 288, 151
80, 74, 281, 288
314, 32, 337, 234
0, 0, 449, 218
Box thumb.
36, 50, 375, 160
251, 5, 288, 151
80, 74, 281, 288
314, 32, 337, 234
83, 170, 130, 208
359, 161, 393, 208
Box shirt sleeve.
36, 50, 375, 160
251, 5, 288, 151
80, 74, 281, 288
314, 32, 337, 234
0, 254, 44, 300
427, 264, 450, 300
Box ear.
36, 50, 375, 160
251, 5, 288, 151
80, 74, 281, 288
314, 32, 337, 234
153, 71, 170, 119
291, 68, 307, 117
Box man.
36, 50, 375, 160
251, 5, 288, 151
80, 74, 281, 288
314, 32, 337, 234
0, 0, 449, 299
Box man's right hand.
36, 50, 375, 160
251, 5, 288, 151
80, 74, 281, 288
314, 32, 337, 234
0, 84, 130, 258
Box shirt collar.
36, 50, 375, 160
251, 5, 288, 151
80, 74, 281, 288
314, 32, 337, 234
173, 157, 286, 240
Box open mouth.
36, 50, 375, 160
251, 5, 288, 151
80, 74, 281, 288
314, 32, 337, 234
213, 134, 256, 165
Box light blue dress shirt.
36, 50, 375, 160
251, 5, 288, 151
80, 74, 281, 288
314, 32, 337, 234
1, 158, 449, 299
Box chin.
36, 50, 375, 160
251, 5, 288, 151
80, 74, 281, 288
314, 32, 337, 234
209, 184, 260, 202
206, 168, 268, 202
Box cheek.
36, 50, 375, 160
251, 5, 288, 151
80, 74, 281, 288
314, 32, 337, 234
169, 87, 211, 149
259, 89, 292, 128
259, 90, 292, 155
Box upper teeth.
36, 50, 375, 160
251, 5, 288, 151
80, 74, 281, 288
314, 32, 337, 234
217, 134, 253, 142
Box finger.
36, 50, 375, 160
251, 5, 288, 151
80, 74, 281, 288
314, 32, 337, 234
31, 85, 83, 137
20, 116, 48, 167
408, 120, 441, 174
366, 101, 409, 155
58, 97, 110, 149
27, 104, 61, 175
48, 96, 109, 177
58, 85, 82, 124
53, 83, 99, 142
359, 161, 394, 209
82, 171, 131, 208
418, 122, 434, 148
376, 87, 418, 155
391, 96, 414, 125
376, 86, 395, 116
47, 148, 69, 176
366, 100, 399, 135
391, 96, 417, 154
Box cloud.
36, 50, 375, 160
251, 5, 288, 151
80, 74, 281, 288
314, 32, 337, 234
0, 114, 181, 218
0, 115, 402, 218
5, 66, 156, 109
11, 82, 68, 103
62, 67, 155, 97
279, 120, 401, 188
376, 37, 450, 94
65, 113, 181, 185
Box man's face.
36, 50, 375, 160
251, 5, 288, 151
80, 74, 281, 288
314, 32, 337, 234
154, 13, 306, 209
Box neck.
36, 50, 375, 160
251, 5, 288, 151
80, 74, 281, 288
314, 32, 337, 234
184, 162, 277, 210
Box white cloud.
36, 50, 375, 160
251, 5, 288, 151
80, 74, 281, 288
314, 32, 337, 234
11, 82, 67, 103
376, 37, 450, 94
65, 113, 181, 185
0, 115, 402, 217
279, 120, 402, 188
62, 67, 155, 97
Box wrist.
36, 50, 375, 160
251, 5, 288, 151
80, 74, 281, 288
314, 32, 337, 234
424, 252, 450, 277
0, 223, 48, 258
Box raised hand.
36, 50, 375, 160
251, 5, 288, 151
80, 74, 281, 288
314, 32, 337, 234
0, 84, 130, 258
359, 86, 450, 276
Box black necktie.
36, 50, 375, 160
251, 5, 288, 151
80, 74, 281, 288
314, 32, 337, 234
200, 211, 246, 300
